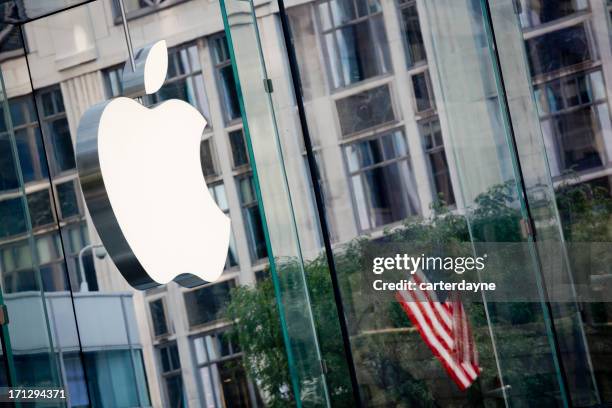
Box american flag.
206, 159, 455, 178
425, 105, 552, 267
395, 270, 481, 390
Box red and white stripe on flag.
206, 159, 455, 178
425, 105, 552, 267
395, 271, 481, 391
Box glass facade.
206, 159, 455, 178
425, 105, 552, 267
0, 0, 609, 407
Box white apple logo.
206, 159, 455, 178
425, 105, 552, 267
76, 40, 231, 289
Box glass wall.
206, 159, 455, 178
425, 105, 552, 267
0, 0, 610, 407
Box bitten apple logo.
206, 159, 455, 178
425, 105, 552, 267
76, 40, 230, 290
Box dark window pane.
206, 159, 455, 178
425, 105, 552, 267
0, 136, 19, 191
183, 280, 235, 327
57, 181, 79, 218
336, 85, 395, 136
49, 118, 76, 172
41, 264, 69, 292
519, 0, 587, 28
212, 36, 230, 64
63, 354, 89, 407
41, 92, 55, 116
200, 139, 217, 177
15, 130, 35, 182
218, 65, 241, 122
428, 150, 455, 205
243, 205, 268, 260
399, 1, 426, 66
27, 190, 54, 228
149, 299, 169, 337
0, 198, 26, 237
525, 24, 591, 77
555, 106, 604, 171
229, 130, 249, 168
412, 72, 432, 111
165, 375, 184, 408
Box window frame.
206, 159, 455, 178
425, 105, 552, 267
342, 128, 420, 232
419, 117, 456, 206
396, 0, 428, 69
315, 0, 392, 90
535, 68, 611, 174
148, 296, 172, 338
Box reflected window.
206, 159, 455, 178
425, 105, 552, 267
228, 128, 249, 168
411, 70, 434, 112
84, 350, 147, 407
420, 118, 455, 206
37, 87, 75, 175
149, 298, 170, 337
525, 23, 592, 77
183, 279, 235, 327
209, 183, 239, 269
210, 34, 242, 123
236, 175, 268, 261
112, 0, 189, 18
2, 96, 48, 184
103, 66, 124, 98
61, 222, 98, 291
519, 0, 588, 29
145, 43, 212, 122
345, 130, 420, 230
200, 137, 218, 178
397, 0, 426, 67
0, 197, 26, 237
27, 189, 55, 228
317, 0, 391, 89
0, 134, 19, 191
56, 180, 80, 219
536, 70, 609, 173
63, 353, 89, 407
157, 343, 185, 408
193, 331, 256, 407
336, 84, 395, 136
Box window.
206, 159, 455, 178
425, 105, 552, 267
0, 134, 19, 191
104, 66, 124, 98
184, 280, 235, 327
157, 343, 184, 408
518, 0, 588, 29
56, 180, 80, 219
236, 176, 268, 261
37, 87, 75, 175
336, 84, 395, 136
61, 222, 97, 291
112, 0, 187, 18
411, 70, 434, 112
149, 298, 170, 337
84, 350, 149, 407
0, 198, 26, 238
228, 129, 249, 168
420, 119, 455, 206
345, 130, 420, 230
27, 189, 55, 228
525, 23, 592, 77
200, 138, 218, 178
193, 331, 257, 407
536, 70, 609, 173
317, 0, 391, 89
397, 0, 426, 67
210, 34, 242, 123
2, 96, 48, 184
145, 43, 212, 121
63, 353, 89, 407
209, 183, 239, 269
